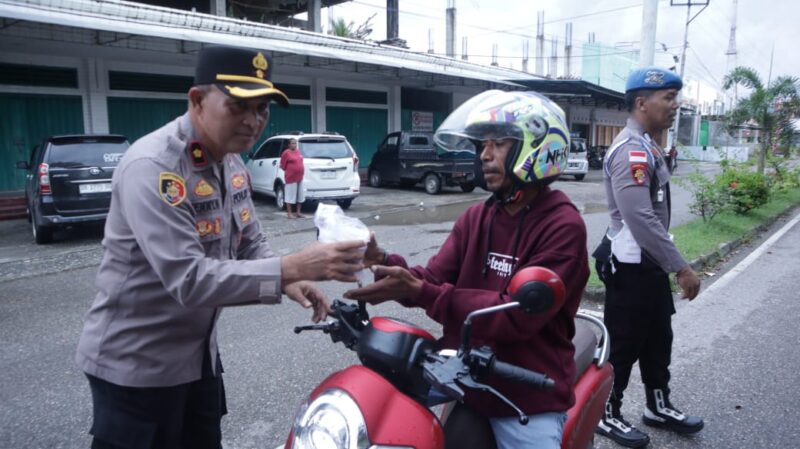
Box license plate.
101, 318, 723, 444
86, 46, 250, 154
320, 170, 336, 180
79, 183, 112, 194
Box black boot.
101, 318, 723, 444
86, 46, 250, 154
596, 398, 650, 448
642, 388, 704, 434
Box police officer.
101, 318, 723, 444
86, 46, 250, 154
76, 46, 366, 449
593, 67, 703, 448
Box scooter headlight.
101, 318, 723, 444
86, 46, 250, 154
291, 389, 369, 449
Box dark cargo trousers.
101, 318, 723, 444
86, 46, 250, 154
597, 256, 676, 404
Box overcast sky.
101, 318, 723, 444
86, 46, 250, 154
317, 0, 798, 98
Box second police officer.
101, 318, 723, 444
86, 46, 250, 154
593, 67, 703, 448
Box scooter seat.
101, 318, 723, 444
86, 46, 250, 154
572, 319, 598, 383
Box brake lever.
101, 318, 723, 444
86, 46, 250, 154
457, 376, 529, 425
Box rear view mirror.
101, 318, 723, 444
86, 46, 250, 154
16, 161, 29, 170
508, 267, 566, 314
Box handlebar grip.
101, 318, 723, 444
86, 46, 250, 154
492, 361, 555, 390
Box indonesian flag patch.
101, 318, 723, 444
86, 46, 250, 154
631, 163, 648, 185
628, 150, 648, 163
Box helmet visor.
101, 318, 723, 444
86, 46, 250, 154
434, 90, 525, 153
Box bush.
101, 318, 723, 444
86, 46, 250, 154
677, 172, 729, 222
716, 167, 770, 214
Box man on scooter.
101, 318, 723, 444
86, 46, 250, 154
345, 90, 590, 449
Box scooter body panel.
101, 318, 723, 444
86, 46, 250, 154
298, 365, 444, 449
562, 363, 614, 449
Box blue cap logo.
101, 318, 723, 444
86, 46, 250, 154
644, 71, 665, 86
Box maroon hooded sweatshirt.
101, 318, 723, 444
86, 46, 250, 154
386, 186, 589, 417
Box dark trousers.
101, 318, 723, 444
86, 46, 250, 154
86, 353, 227, 449
597, 257, 675, 405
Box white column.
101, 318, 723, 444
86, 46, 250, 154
312, 79, 326, 132
639, 0, 658, 67
388, 85, 401, 132
82, 57, 108, 134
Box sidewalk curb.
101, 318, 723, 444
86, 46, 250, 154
582, 203, 800, 304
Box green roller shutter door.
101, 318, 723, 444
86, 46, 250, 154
107, 97, 186, 143
0, 93, 84, 192
326, 107, 387, 166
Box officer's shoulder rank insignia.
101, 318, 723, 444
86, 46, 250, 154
194, 179, 214, 197
231, 173, 246, 189
188, 141, 208, 167
630, 163, 648, 186
159, 172, 187, 206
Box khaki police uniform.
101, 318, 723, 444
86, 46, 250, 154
596, 117, 688, 404
77, 112, 282, 388
76, 44, 293, 449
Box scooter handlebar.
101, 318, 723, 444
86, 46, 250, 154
492, 360, 554, 390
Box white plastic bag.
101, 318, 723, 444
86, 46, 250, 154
314, 203, 371, 286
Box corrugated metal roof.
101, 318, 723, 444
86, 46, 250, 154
1, 0, 544, 85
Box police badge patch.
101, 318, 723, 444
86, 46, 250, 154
631, 163, 648, 186
159, 172, 187, 206
231, 174, 246, 189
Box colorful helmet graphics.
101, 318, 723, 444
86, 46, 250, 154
434, 90, 570, 186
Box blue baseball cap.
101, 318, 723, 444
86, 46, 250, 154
625, 67, 683, 93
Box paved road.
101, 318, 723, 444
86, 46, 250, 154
0, 162, 728, 448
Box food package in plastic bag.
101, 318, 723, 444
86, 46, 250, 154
314, 203, 371, 286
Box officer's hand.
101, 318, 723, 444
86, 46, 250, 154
282, 240, 366, 284
676, 267, 701, 300
363, 232, 385, 268
343, 265, 422, 304
283, 281, 331, 323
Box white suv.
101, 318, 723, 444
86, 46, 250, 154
246, 133, 360, 210
564, 137, 589, 181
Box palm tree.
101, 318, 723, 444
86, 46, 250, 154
723, 67, 799, 173
328, 17, 355, 38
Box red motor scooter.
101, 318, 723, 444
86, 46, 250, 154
283, 267, 613, 449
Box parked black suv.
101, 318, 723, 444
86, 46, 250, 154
16, 135, 129, 243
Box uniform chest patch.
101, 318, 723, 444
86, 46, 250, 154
159, 172, 186, 206
631, 163, 648, 186
239, 207, 252, 224
231, 173, 246, 189
197, 218, 222, 237
194, 179, 214, 197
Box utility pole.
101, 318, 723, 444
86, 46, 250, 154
446, 0, 456, 58
563, 23, 572, 78
669, 0, 710, 147
535, 11, 545, 76
522, 39, 529, 73
639, 0, 659, 66
725, 0, 738, 110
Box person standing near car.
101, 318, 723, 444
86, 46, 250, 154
76, 46, 366, 449
593, 67, 703, 448
280, 138, 305, 218
344, 90, 589, 449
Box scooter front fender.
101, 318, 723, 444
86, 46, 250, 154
286, 365, 445, 449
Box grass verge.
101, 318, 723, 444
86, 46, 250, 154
585, 187, 800, 292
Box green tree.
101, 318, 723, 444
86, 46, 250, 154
328, 14, 375, 39
723, 67, 799, 174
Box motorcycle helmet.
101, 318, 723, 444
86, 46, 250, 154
434, 90, 570, 193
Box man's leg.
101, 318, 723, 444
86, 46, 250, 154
639, 285, 704, 434
489, 411, 566, 449
86, 375, 189, 449
181, 354, 227, 449
597, 261, 651, 448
